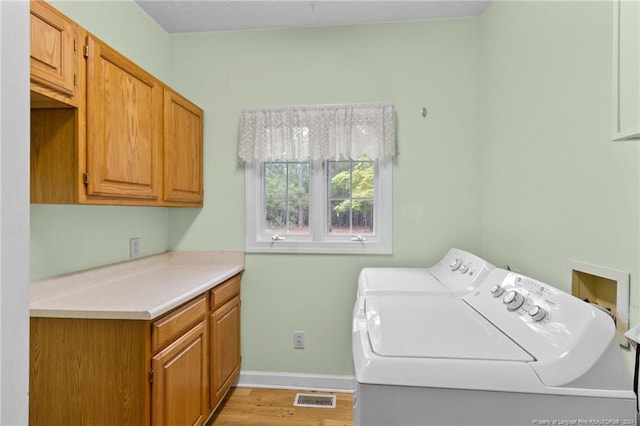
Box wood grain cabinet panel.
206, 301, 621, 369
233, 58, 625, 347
86, 36, 162, 200
152, 294, 208, 352
211, 273, 241, 310
30, 0, 78, 105
29, 318, 149, 426
152, 320, 209, 426
164, 88, 204, 205
30, 108, 79, 203
210, 295, 241, 409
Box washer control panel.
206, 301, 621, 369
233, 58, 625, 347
465, 268, 616, 387
490, 276, 550, 321
486, 273, 555, 322
429, 248, 495, 296
446, 256, 479, 277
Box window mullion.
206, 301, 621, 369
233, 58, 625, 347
309, 160, 325, 242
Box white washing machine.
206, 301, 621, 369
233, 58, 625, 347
352, 268, 637, 425
357, 248, 494, 298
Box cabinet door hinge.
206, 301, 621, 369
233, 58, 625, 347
83, 173, 89, 186
83, 45, 89, 58
148, 368, 154, 384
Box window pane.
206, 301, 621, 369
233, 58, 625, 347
265, 163, 287, 198
287, 200, 309, 233
329, 161, 352, 198
328, 158, 374, 235
353, 199, 374, 233
329, 199, 351, 233
287, 163, 309, 197
265, 199, 287, 233
264, 161, 309, 235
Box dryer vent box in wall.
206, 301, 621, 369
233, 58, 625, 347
568, 260, 630, 347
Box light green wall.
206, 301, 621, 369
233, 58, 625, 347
480, 1, 639, 368
31, 0, 173, 280
29, 0, 640, 378
167, 19, 483, 375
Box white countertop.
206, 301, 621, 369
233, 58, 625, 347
30, 251, 245, 320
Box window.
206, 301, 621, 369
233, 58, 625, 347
239, 103, 396, 254
327, 157, 374, 236
245, 157, 391, 254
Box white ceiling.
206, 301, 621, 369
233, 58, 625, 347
135, 1, 491, 33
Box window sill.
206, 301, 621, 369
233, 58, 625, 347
245, 240, 392, 255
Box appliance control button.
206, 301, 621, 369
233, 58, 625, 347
450, 259, 463, 271
459, 264, 469, 273
503, 290, 525, 311
528, 305, 547, 321
490, 285, 504, 297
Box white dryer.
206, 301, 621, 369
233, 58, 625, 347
352, 268, 637, 425
357, 248, 494, 298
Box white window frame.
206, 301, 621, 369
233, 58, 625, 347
245, 158, 392, 254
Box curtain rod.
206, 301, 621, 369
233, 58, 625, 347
242, 102, 394, 113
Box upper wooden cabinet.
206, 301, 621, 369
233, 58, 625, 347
164, 89, 204, 205
85, 36, 162, 201
29, 1, 204, 207
612, 0, 640, 141
30, 0, 78, 106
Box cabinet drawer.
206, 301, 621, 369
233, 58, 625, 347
211, 275, 241, 311
152, 294, 208, 353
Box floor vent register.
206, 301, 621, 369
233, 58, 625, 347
293, 393, 337, 408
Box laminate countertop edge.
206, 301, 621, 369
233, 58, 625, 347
30, 251, 245, 320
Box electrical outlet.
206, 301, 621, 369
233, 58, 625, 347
130, 237, 140, 258
293, 331, 305, 349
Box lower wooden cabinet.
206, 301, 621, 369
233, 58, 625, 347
211, 295, 241, 409
152, 320, 208, 426
29, 318, 149, 425
29, 274, 241, 426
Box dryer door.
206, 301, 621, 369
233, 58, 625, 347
358, 268, 451, 298
365, 295, 533, 361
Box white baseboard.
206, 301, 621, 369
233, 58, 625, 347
237, 370, 356, 393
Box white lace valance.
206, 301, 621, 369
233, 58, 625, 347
238, 103, 396, 162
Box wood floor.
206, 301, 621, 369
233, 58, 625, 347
208, 387, 353, 425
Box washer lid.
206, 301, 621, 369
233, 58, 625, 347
358, 268, 451, 296
365, 295, 534, 361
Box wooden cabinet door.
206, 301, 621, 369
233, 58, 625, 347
30, 0, 77, 99
164, 88, 204, 204
210, 295, 241, 409
152, 320, 208, 426
85, 36, 161, 200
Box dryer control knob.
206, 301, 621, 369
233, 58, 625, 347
490, 285, 504, 297
528, 305, 547, 321
503, 290, 525, 311
459, 264, 469, 274
450, 259, 463, 271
